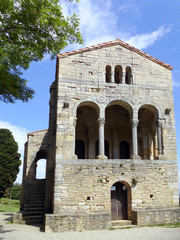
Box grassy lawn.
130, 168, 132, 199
0, 197, 20, 212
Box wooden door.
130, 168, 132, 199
111, 183, 127, 220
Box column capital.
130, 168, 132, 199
132, 119, 139, 128
156, 119, 164, 127
98, 118, 105, 127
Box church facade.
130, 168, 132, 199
15, 39, 180, 232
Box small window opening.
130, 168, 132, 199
36, 158, 47, 179
87, 196, 91, 200
115, 65, 122, 84
105, 65, 111, 83
125, 66, 132, 84
150, 194, 153, 198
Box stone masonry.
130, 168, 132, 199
16, 39, 180, 231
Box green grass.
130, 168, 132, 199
0, 197, 20, 212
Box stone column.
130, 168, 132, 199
111, 71, 114, 83
157, 119, 163, 156
131, 119, 140, 159
73, 118, 78, 159
130, 75, 133, 84
97, 118, 107, 159
122, 72, 125, 84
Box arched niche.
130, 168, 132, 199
105, 101, 132, 159
138, 104, 160, 159
75, 102, 99, 159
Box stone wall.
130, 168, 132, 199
132, 208, 180, 226
45, 212, 111, 232
53, 159, 179, 215
55, 43, 176, 162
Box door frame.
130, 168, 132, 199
111, 181, 132, 221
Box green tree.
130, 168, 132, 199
0, 129, 21, 198
11, 183, 22, 200
0, 0, 82, 103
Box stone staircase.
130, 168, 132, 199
22, 181, 46, 225
111, 220, 135, 229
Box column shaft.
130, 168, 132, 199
157, 120, 163, 155
132, 119, 139, 157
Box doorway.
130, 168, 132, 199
120, 141, 130, 159
111, 182, 128, 220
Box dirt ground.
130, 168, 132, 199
0, 213, 180, 240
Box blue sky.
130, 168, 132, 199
0, 0, 180, 187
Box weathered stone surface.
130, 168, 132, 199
20, 39, 179, 232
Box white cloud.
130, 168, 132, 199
126, 26, 171, 50
0, 121, 28, 183
61, 0, 124, 50
61, 1, 171, 53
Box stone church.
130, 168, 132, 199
14, 39, 180, 231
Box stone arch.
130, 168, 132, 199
35, 150, 47, 179
105, 100, 133, 159
138, 104, 162, 159
137, 101, 163, 119
75, 101, 99, 159
111, 181, 132, 220
73, 100, 100, 117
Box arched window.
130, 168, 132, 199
105, 65, 111, 83
35, 150, 47, 179
125, 67, 132, 84
75, 140, 85, 159
120, 141, 130, 159
36, 159, 47, 179
95, 140, 109, 158
115, 65, 122, 84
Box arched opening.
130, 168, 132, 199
75, 140, 85, 159
75, 103, 99, 159
95, 140, 109, 158
111, 182, 131, 220
35, 150, 47, 179
105, 65, 111, 83
115, 65, 122, 84
120, 141, 130, 159
105, 101, 132, 159
125, 66, 132, 84
138, 105, 159, 159
36, 159, 47, 179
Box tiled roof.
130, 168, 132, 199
28, 129, 48, 136
58, 39, 173, 70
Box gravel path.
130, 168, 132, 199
0, 213, 180, 240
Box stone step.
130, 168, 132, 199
23, 212, 44, 217
25, 199, 45, 203
24, 203, 45, 207
111, 220, 132, 227
26, 197, 45, 201
23, 208, 45, 213
22, 215, 44, 225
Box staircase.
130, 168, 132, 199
111, 220, 135, 229
22, 180, 46, 225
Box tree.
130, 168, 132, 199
0, 129, 21, 198
0, 0, 83, 103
